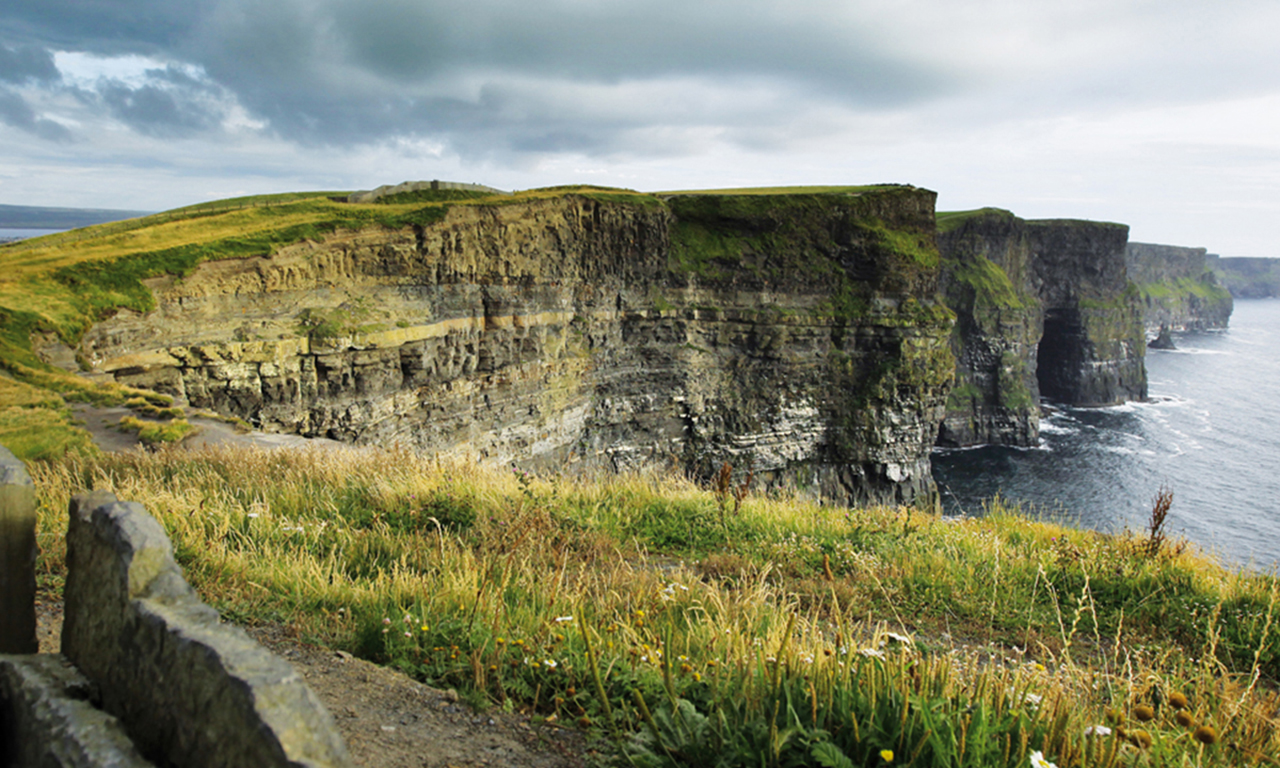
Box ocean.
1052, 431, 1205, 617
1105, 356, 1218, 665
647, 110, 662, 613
0, 228, 66, 241
932, 299, 1280, 571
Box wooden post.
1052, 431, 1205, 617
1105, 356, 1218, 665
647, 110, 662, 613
0, 444, 37, 653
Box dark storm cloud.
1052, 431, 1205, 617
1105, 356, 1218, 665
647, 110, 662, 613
0, 87, 71, 141
0, 0, 953, 155
0, 42, 59, 84
97, 79, 223, 137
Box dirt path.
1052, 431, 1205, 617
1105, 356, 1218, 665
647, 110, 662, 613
48, 411, 595, 768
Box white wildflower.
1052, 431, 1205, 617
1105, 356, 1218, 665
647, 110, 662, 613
1029, 750, 1058, 768
1084, 725, 1112, 737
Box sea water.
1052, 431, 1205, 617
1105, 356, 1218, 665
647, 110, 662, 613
0, 228, 66, 241
932, 299, 1280, 571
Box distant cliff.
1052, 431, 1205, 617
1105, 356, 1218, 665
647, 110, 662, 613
1125, 243, 1232, 334
67, 187, 954, 506
936, 210, 1146, 448
1212, 256, 1280, 299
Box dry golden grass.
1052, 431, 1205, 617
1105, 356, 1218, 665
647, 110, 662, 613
25, 445, 1280, 766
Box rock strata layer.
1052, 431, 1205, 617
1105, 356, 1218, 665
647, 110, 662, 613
1125, 242, 1232, 335
78, 188, 954, 505
936, 210, 1147, 448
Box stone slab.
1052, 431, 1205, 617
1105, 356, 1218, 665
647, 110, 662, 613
0, 444, 37, 654
0, 653, 154, 768
62, 491, 353, 768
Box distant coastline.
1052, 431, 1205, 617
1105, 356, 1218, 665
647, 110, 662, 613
0, 227, 67, 243
0, 203, 152, 231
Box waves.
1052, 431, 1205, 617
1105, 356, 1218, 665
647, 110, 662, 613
933, 300, 1280, 570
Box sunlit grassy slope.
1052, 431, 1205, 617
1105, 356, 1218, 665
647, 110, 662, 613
30, 446, 1280, 768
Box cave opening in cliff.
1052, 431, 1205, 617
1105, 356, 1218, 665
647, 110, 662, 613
1037, 308, 1086, 404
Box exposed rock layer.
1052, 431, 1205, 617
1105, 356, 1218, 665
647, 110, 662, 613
1212, 256, 1280, 299
1125, 243, 1232, 335
936, 210, 1147, 448
79, 189, 954, 505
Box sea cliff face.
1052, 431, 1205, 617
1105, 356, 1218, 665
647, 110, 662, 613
77, 188, 954, 506
936, 211, 1147, 447
1211, 256, 1280, 299
1125, 243, 1232, 334
936, 210, 1041, 447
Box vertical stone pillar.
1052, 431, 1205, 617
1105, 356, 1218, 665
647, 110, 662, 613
0, 444, 38, 654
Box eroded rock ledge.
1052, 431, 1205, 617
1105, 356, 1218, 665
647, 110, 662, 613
79, 188, 954, 506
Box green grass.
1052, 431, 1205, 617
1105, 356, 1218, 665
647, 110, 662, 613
945, 253, 1027, 311
26, 446, 1280, 768
659, 185, 901, 197
935, 207, 1018, 234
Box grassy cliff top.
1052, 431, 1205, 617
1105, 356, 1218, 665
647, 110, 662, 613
657, 184, 909, 196
935, 207, 1018, 234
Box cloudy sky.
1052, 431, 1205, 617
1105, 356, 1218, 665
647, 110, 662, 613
1, 0, 1277, 255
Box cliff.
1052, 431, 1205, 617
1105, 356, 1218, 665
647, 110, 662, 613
936, 210, 1147, 447
1212, 256, 1280, 298
65, 187, 954, 506
935, 209, 1041, 446
1125, 243, 1232, 334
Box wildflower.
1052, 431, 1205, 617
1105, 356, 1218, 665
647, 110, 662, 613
880, 748, 894, 762
884, 632, 911, 644
403, 615, 413, 623
555, 616, 574, 623
496, 637, 506, 645
859, 648, 885, 659
382, 617, 391, 625
1129, 730, 1153, 749
1024, 693, 1042, 710
693, 672, 701, 682
1133, 704, 1155, 722
1174, 711, 1195, 728
420, 625, 429, 632
403, 631, 412, 638
1105, 708, 1123, 724
1193, 725, 1218, 745
1168, 691, 1189, 710
543, 659, 558, 669
1029, 750, 1058, 768
1083, 725, 1112, 737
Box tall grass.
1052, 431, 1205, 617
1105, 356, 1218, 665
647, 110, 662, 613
28, 446, 1280, 766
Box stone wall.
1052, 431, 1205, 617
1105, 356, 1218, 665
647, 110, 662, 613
347, 180, 511, 203
0, 444, 36, 655
0, 460, 352, 768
